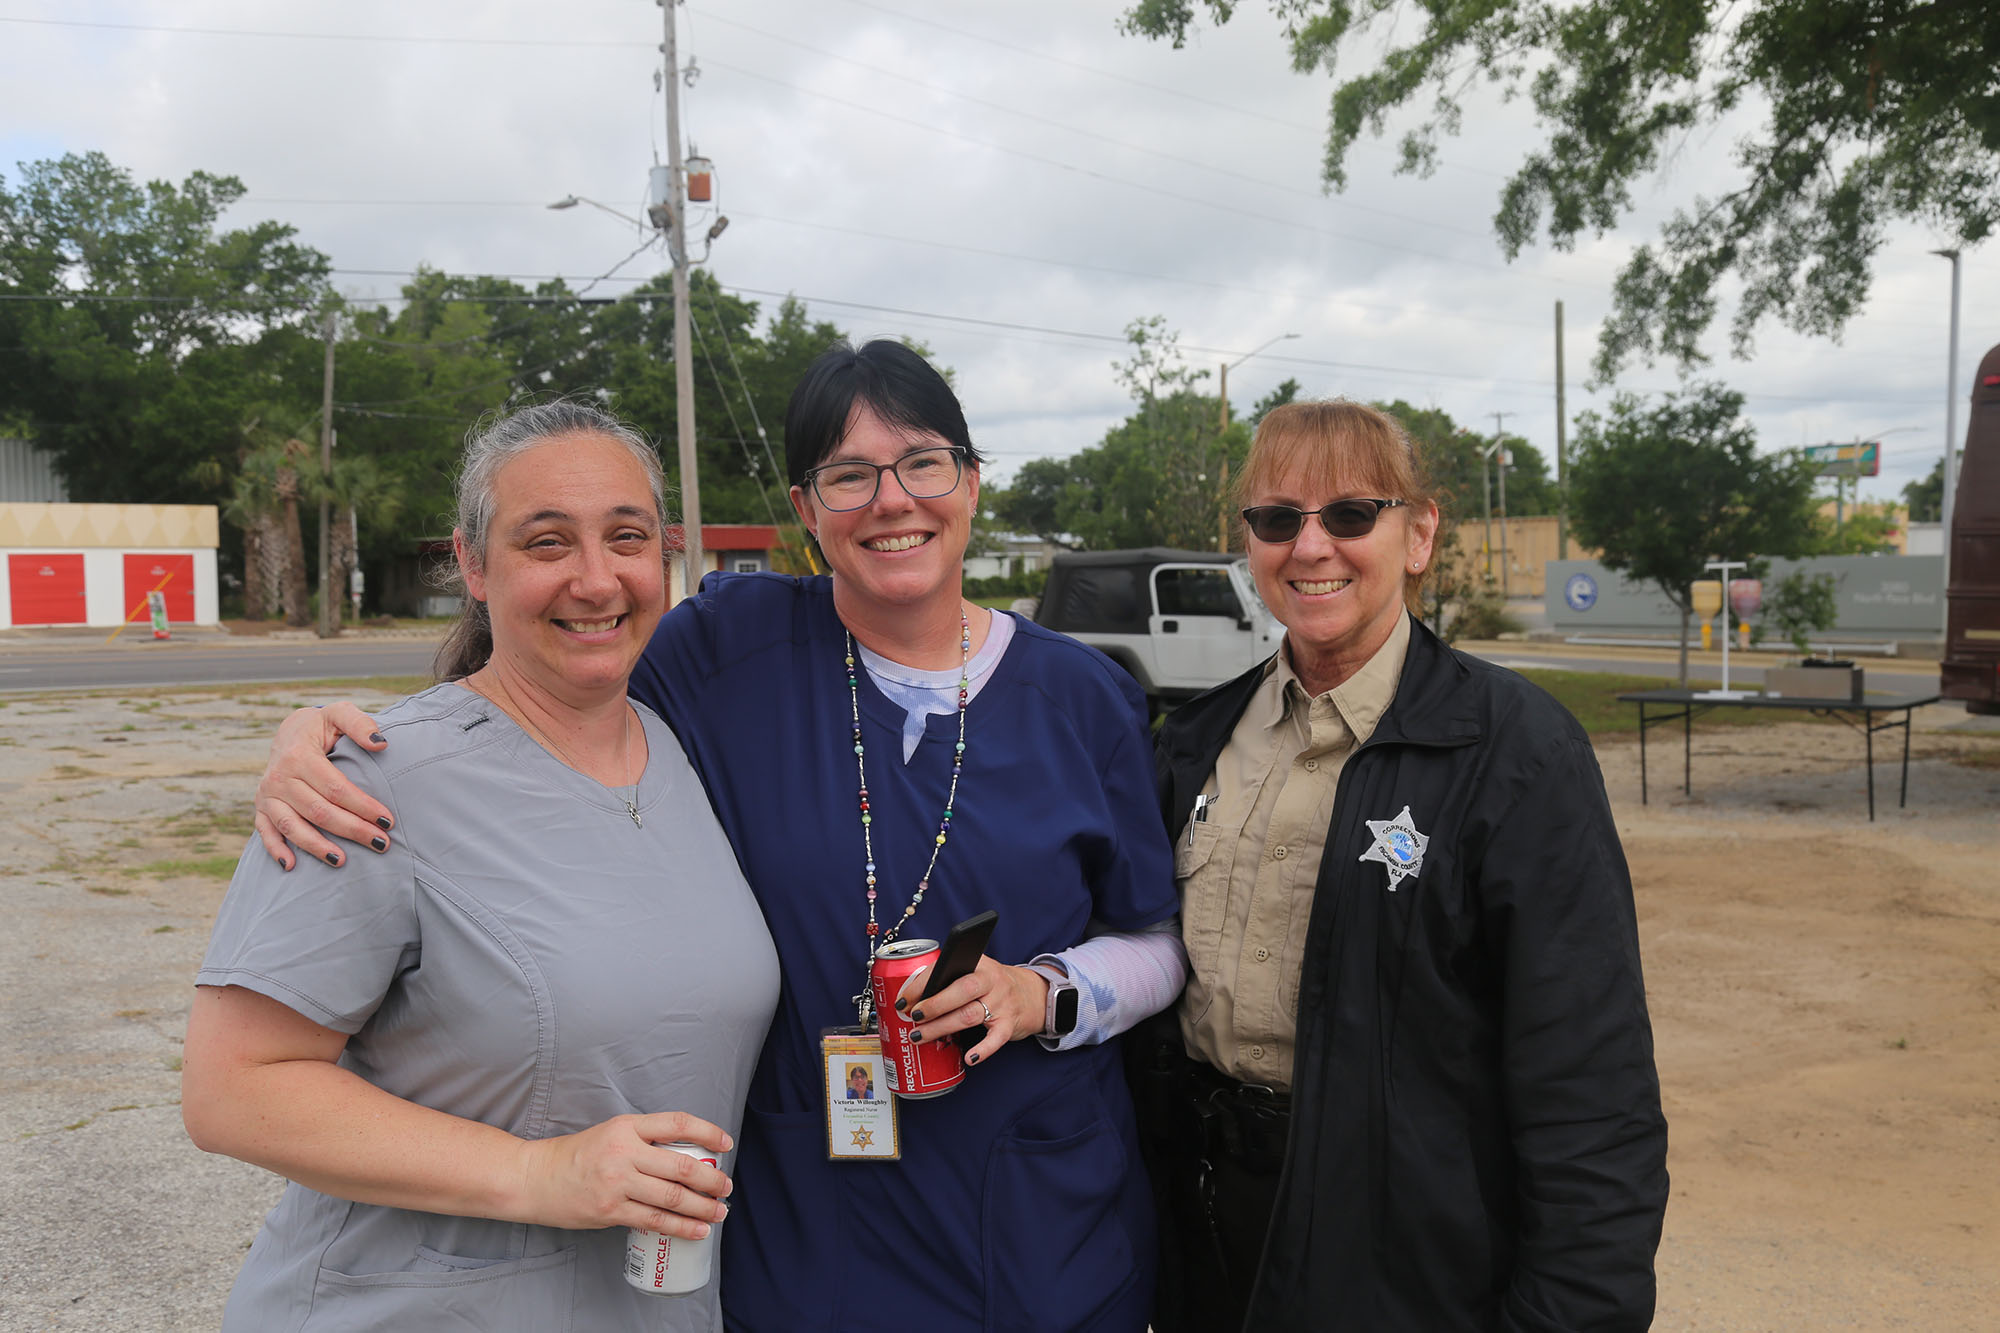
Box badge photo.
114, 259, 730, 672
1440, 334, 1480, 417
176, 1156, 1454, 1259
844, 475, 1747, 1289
820, 1029, 900, 1161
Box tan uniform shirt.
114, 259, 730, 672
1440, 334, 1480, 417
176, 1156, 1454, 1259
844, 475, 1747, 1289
1175, 613, 1411, 1088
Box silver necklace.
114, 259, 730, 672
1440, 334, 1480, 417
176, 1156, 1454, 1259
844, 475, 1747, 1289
473, 676, 643, 827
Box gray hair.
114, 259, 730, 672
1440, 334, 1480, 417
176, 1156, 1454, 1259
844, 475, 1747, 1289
435, 400, 671, 682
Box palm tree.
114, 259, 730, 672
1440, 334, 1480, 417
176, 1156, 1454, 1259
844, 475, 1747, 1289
237, 409, 317, 627
312, 455, 403, 632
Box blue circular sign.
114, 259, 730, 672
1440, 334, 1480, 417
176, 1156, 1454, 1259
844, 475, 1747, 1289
1564, 573, 1599, 613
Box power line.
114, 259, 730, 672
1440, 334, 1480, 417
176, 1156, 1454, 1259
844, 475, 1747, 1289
0, 14, 645, 49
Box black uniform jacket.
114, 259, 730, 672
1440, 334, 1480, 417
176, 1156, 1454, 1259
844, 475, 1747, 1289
1150, 615, 1669, 1332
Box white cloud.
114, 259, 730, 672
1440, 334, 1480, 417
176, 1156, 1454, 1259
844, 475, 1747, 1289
2, 0, 1990, 504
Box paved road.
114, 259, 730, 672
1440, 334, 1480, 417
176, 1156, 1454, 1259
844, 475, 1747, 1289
0, 638, 439, 693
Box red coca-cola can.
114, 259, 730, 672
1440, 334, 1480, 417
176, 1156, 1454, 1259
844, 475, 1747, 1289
871, 939, 964, 1098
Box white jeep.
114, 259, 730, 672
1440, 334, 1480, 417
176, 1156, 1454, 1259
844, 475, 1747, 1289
1032, 548, 1283, 712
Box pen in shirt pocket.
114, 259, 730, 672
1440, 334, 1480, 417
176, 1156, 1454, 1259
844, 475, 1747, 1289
1189, 792, 1217, 845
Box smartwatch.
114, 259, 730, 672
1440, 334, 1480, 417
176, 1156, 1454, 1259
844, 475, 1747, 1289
1042, 974, 1079, 1039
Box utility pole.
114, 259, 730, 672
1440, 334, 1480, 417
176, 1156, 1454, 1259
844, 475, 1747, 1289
317, 310, 336, 638
660, 0, 702, 593
1215, 333, 1296, 552
1554, 301, 1568, 559
1217, 360, 1231, 553
1933, 247, 1961, 641
1491, 411, 1513, 598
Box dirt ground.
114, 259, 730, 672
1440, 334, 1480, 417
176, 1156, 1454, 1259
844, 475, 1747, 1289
1, 685, 1997, 1330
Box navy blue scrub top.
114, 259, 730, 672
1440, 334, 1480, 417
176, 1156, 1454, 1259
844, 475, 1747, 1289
629, 573, 1177, 1333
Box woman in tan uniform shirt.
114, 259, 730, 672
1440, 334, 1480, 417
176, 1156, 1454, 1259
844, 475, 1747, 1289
1138, 401, 1668, 1333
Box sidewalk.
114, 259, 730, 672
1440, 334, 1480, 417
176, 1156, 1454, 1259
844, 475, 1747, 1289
0, 621, 447, 652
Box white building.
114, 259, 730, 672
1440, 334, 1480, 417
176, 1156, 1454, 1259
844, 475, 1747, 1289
1, 502, 220, 629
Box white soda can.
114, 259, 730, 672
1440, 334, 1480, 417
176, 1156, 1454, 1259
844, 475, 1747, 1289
623, 1141, 720, 1296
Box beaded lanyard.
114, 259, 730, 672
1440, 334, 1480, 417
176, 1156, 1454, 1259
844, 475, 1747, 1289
847, 609, 971, 1028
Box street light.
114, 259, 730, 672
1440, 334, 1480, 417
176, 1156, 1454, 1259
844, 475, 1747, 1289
547, 195, 646, 229
1216, 332, 1299, 550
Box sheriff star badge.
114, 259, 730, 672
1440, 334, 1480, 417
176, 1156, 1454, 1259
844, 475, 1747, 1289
1358, 805, 1429, 891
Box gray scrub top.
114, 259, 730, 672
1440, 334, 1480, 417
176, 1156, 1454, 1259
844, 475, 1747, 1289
198, 683, 779, 1333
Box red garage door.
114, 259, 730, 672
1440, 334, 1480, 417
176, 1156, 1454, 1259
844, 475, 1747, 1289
8, 553, 87, 625
122, 553, 195, 622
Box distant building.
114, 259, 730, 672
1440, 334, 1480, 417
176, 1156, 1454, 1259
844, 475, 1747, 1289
964, 533, 1066, 581
1, 502, 219, 628
0, 439, 68, 503
667, 524, 780, 603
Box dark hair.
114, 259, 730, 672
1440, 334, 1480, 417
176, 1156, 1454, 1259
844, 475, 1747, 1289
434, 400, 667, 682
783, 339, 984, 485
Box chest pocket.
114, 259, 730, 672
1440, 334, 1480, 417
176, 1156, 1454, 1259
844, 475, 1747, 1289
1174, 820, 1234, 1019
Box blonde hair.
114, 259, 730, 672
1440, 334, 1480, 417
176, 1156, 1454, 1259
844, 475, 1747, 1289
1236, 399, 1438, 606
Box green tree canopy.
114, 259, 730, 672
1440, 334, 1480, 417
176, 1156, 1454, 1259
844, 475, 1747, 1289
988, 318, 1248, 550
1902, 456, 1944, 523
1121, 0, 1999, 379
1570, 382, 1822, 681
0, 151, 331, 504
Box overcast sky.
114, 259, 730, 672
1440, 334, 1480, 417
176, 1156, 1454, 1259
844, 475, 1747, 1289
3, 0, 1993, 510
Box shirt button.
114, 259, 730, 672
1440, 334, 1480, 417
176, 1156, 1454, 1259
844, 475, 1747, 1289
1254, 947, 1269, 962
1250, 1045, 1266, 1060
1273, 845, 1288, 860
1304, 759, 1319, 772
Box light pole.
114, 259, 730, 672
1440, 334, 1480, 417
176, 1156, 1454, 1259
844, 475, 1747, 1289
1216, 332, 1298, 550
1489, 412, 1513, 597
1932, 248, 1962, 639
658, 0, 702, 594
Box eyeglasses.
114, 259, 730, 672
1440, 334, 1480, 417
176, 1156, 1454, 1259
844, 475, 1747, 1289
1239, 498, 1407, 543
803, 446, 968, 512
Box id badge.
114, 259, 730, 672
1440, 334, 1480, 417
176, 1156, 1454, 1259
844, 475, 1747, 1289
821, 1027, 900, 1161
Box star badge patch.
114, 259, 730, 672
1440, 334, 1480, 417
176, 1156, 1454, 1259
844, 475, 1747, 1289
1358, 805, 1428, 891
850, 1127, 875, 1150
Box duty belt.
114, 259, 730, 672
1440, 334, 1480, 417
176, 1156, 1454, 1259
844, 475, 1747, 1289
1160, 1048, 1292, 1176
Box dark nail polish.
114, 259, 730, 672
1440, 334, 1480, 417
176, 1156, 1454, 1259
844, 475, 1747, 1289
369, 732, 385, 744
894, 997, 907, 1013
376, 816, 393, 831
908, 1030, 922, 1043
910, 1008, 925, 1022
324, 852, 340, 866
966, 1052, 980, 1066
370, 837, 387, 852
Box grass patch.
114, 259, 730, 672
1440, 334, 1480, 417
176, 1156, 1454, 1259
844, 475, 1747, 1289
1944, 744, 2000, 771
126, 855, 237, 880
8, 674, 430, 706
1518, 670, 1825, 738
87, 885, 133, 897
151, 925, 177, 934
162, 801, 254, 840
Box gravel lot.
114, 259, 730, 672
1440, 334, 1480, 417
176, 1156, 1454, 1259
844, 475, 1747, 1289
2, 683, 1996, 1331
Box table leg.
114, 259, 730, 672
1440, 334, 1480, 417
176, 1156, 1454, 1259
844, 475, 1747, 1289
1683, 704, 1692, 796
1900, 708, 1913, 809
1866, 710, 1876, 821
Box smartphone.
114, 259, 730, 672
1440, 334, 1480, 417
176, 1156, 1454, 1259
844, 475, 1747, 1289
919, 910, 999, 1050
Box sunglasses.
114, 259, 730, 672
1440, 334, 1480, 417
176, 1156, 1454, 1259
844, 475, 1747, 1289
1240, 498, 1407, 543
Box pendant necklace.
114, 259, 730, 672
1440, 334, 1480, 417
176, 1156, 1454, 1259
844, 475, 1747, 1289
846, 609, 971, 1028
472, 676, 643, 827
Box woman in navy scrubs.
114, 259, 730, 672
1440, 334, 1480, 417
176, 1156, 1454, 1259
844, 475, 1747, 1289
252, 343, 1187, 1332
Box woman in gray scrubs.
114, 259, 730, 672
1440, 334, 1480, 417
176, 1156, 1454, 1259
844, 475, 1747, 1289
181, 403, 779, 1332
